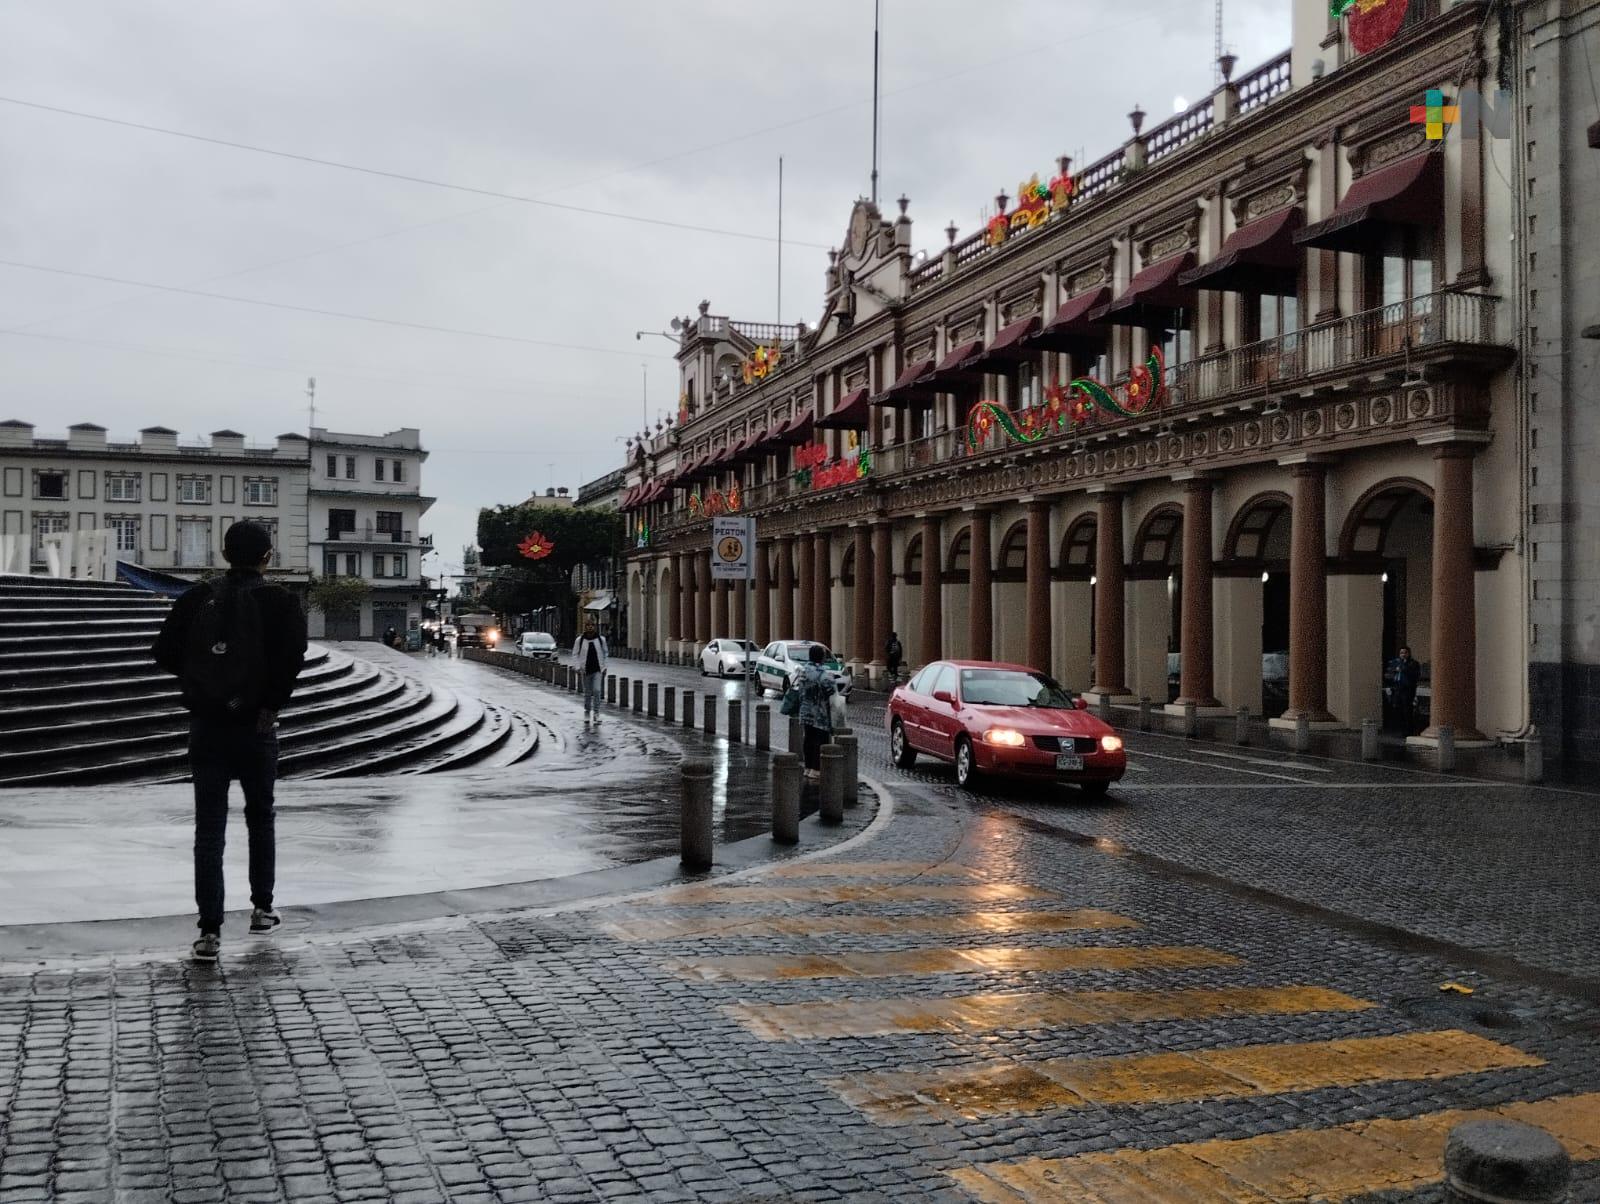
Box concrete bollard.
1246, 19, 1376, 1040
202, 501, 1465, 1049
682, 690, 695, 729
1438, 725, 1456, 773
1443, 1118, 1570, 1203
679, 758, 713, 871
771, 752, 801, 844
663, 685, 676, 724
836, 732, 859, 806
647, 681, 658, 719
788, 713, 803, 755
607, 675, 618, 705
632, 679, 643, 713
1098, 695, 1114, 723
1235, 707, 1250, 745
1294, 712, 1311, 753
1361, 718, 1380, 761
618, 676, 631, 709
1524, 736, 1544, 784
818, 744, 845, 824
1182, 701, 1197, 739
727, 698, 743, 743
755, 702, 771, 750
1139, 696, 1153, 732
703, 697, 717, 737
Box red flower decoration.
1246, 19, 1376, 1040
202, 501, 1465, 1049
518, 531, 554, 561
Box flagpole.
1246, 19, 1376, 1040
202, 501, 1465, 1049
777, 156, 784, 325
870, 0, 881, 205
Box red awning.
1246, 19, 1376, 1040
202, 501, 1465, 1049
637, 481, 662, 506
1180, 207, 1303, 296
1094, 252, 1198, 328
816, 387, 871, 430
871, 358, 936, 408
972, 316, 1041, 368
1295, 152, 1442, 254
1027, 287, 1113, 352
729, 427, 770, 461
928, 339, 987, 387
620, 485, 641, 510
770, 410, 815, 445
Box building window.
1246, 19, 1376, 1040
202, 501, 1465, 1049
106, 514, 141, 554
177, 475, 210, 504
242, 477, 278, 506
1014, 362, 1040, 408
32, 512, 69, 560
344, 456, 357, 480
256, 518, 280, 567
392, 460, 404, 483
326, 454, 338, 478
1253, 292, 1301, 343
1369, 228, 1436, 311
33, 470, 67, 500
327, 508, 356, 539
375, 458, 385, 482
176, 517, 213, 567
324, 552, 340, 576
344, 553, 359, 576
373, 553, 386, 577
105, 472, 141, 502
375, 511, 403, 542
392, 553, 408, 578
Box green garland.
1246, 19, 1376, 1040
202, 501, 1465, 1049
965, 346, 1166, 451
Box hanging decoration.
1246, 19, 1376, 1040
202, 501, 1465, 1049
687, 487, 742, 518
517, 531, 555, 561
635, 522, 651, 549
678, 391, 690, 425
964, 346, 1166, 451
790, 441, 871, 492
1331, 0, 1409, 54
986, 171, 1073, 248
741, 344, 782, 384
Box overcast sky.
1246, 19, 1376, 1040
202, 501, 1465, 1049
0, 0, 1285, 577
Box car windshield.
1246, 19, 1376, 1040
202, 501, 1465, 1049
527, 634, 554, 645
959, 669, 1076, 709
784, 643, 812, 660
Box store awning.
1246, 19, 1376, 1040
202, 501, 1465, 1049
619, 485, 641, 510
769, 410, 815, 446
583, 591, 614, 612
1295, 151, 1442, 254
1027, 286, 1113, 352
972, 316, 1041, 369
871, 358, 936, 408
927, 338, 987, 388
729, 427, 770, 462
815, 387, 871, 430
1180, 207, 1303, 296
1094, 252, 1198, 329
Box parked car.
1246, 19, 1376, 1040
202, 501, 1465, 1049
701, 638, 758, 678
754, 640, 853, 698
888, 660, 1126, 796
517, 631, 559, 659
455, 613, 500, 649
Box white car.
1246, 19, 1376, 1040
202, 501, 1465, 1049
701, 638, 758, 678
753, 640, 853, 698
517, 631, 559, 659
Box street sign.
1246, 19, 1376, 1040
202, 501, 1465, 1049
711, 516, 755, 581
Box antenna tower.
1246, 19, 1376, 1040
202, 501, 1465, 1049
1214, 0, 1224, 84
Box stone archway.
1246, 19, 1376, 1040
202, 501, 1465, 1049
1218, 492, 1292, 716
838, 543, 857, 662
1130, 504, 1183, 703
993, 520, 1029, 666
898, 532, 924, 666
1053, 513, 1096, 689
946, 525, 971, 658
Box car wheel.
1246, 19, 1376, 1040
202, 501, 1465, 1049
1081, 780, 1111, 800
890, 719, 917, 769
954, 737, 979, 791
700, 664, 708, 676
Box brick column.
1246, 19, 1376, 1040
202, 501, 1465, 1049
920, 513, 943, 665
1286, 460, 1332, 721
1091, 490, 1128, 696
872, 521, 894, 670
695, 552, 712, 644
852, 525, 874, 664
730, 580, 746, 639
968, 507, 994, 661
1026, 498, 1052, 672
670, 552, 684, 643
1175, 476, 1220, 707
814, 531, 833, 649
753, 540, 771, 646
796, 532, 815, 641
1426, 441, 1484, 739
776, 535, 795, 637
711, 578, 728, 639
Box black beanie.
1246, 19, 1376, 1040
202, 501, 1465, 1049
223, 520, 273, 567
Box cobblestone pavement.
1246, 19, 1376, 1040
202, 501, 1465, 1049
3, 655, 1600, 1202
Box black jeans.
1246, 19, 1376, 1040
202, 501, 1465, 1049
802, 723, 830, 771
190, 719, 279, 932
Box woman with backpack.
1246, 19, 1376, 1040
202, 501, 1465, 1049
795, 644, 838, 782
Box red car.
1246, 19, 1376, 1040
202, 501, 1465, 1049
887, 660, 1126, 796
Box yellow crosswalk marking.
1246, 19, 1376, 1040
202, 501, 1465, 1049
597, 908, 1137, 942
832, 1030, 1544, 1124
659, 882, 1056, 905
726, 984, 1373, 1041
948, 1091, 1600, 1202
671, 944, 1237, 982
764, 860, 982, 878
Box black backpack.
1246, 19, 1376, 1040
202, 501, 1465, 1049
887, 637, 903, 660
181, 579, 266, 718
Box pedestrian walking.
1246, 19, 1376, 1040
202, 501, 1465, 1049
383, 624, 397, 649
153, 520, 307, 963
1387, 645, 1422, 734
573, 620, 608, 724
796, 644, 838, 782
884, 631, 904, 686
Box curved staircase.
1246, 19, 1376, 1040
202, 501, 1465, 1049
0, 576, 538, 787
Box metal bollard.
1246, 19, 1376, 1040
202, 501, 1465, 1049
632, 679, 643, 713
1139, 696, 1152, 732
663, 685, 676, 724
1294, 712, 1311, 753
818, 744, 845, 824
1182, 701, 1197, 739
1438, 725, 1456, 773
647, 681, 658, 718
788, 713, 802, 755
1235, 707, 1250, 745
1361, 718, 1380, 761
771, 752, 801, 844
607, 675, 618, 705
703, 697, 717, 737
619, 676, 631, 709
728, 698, 743, 743
679, 758, 713, 871
682, 690, 695, 729
755, 702, 771, 750
1524, 736, 1544, 785
836, 732, 859, 806
1444, 1118, 1570, 1203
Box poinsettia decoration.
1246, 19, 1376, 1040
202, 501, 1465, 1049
1332, 0, 1409, 54
517, 531, 555, 561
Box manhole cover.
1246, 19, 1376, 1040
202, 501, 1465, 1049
1394, 991, 1548, 1036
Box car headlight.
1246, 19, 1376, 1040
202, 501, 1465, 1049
982, 728, 1027, 748
1100, 734, 1124, 753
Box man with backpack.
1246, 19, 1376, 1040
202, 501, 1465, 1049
885, 631, 904, 686
154, 520, 307, 963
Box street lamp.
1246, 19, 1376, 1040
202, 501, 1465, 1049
634, 330, 678, 345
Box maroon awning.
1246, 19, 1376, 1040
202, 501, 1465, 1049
927, 338, 988, 388
1180, 208, 1303, 296
1094, 252, 1198, 329
1027, 287, 1113, 352
1295, 152, 1442, 254
729, 427, 770, 462
972, 316, 1041, 369
637, 481, 663, 506
620, 486, 641, 510
871, 358, 936, 407
769, 410, 815, 445
816, 387, 871, 430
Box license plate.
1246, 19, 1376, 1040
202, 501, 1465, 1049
1056, 753, 1083, 771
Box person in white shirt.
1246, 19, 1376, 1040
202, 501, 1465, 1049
572, 622, 608, 723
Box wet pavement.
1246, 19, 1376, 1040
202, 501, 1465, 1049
3, 652, 1600, 1201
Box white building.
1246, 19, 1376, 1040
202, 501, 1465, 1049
0, 420, 310, 583
307, 426, 434, 639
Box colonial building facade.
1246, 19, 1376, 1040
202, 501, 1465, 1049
620, 0, 1599, 775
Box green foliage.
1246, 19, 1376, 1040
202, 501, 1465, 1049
308, 574, 370, 618
476, 504, 623, 573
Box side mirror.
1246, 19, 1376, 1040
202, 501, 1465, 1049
933, 690, 956, 706
1074, 697, 1090, 710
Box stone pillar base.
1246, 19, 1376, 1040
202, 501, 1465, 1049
1164, 704, 1232, 717
1082, 690, 1138, 706
1268, 716, 1345, 731
1408, 732, 1493, 748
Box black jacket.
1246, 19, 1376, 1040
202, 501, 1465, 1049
153, 571, 309, 713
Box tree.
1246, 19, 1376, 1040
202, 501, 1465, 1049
476, 504, 623, 574
308, 575, 369, 619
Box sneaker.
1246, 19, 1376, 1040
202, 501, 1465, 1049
592, 715, 602, 725
249, 908, 281, 935
191, 932, 221, 962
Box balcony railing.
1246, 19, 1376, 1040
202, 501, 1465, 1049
327, 525, 413, 543
1236, 51, 1292, 114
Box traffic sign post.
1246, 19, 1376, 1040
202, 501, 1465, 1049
711, 517, 756, 744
